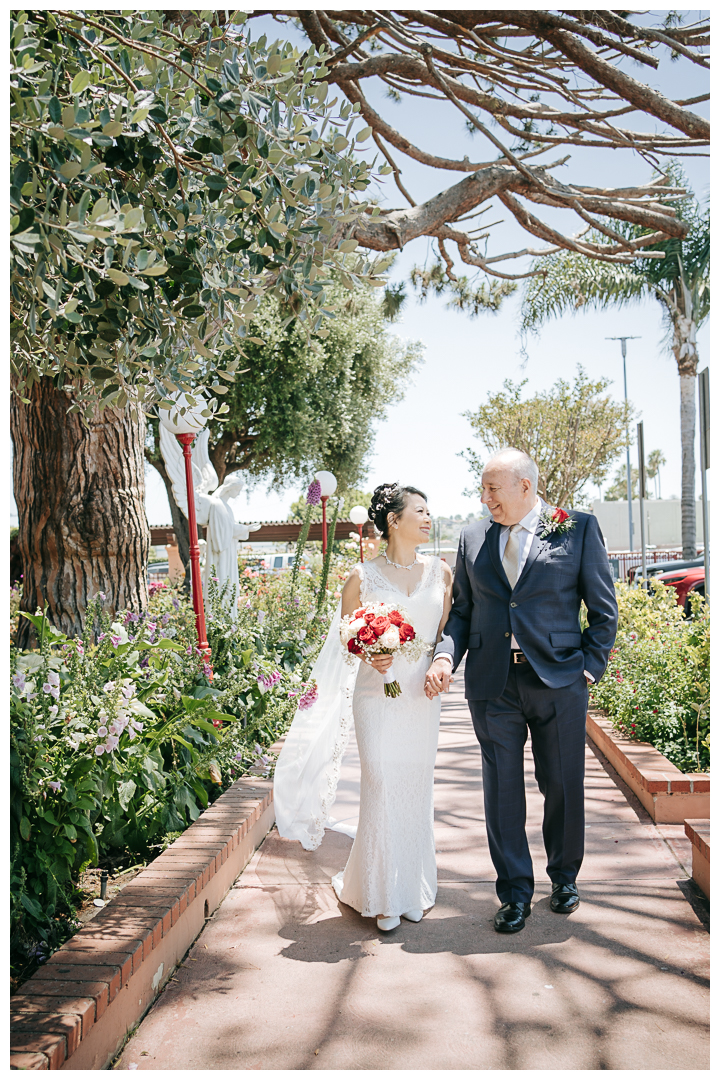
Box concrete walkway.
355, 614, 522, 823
117, 669, 709, 1070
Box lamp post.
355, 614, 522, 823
315, 471, 337, 554
158, 395, 211, 662
637, 420, 648, 584
698, 367, 710, 600
606, 336, 640, 551
349, 505, 369, 562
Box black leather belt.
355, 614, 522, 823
511, 650, 528, 664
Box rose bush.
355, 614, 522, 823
590, 581, 710, 773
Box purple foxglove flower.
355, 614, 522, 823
257, 610, 266, 624
97, 632, 106, 643
97, 726, 108, 737
49, 705, 58, 718
161, 612, 171, 625
12, 673, 25, 693
306, 479, 322, 506
48, 781, 61, 792
105, 735, 119, 751
122, 685, 133, 699
99, 592, 106, 601
110, 635, 121, 648
76, 645, 84, 656
95, 745, 105, 756
139, 655, 149, 668
131, 720, 144, 733
103, 681, 115, 693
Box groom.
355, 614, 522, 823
425, 448, 618, 933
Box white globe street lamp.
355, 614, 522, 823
158, 394, 211, 662
349, 505, 369, 563
315, 470, 337, 554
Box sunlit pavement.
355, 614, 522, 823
117, 667, 709, 1070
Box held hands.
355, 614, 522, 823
424, 658, 453, 699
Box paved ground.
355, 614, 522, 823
117, 669, 709, 1070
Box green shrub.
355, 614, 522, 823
590, 582, 710, 773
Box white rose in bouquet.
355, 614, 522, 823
377, 625, 401, 650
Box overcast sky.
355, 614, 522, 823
10, 10, 709, 528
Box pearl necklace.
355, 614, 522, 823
384, 552, 419, 571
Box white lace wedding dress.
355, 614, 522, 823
332, 556, 445, 918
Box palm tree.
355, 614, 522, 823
520, 169, 709, 558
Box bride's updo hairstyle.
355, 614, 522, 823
368, 483, 428, 540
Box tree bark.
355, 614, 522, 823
678, 370, 697, 559
11, 378, 150, 645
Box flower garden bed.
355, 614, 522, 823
586, 709, 709, 823
9, 771, 277, 1070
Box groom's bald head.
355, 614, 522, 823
481, 448, 539, 525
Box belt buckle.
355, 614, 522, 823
513, 651, 526, 664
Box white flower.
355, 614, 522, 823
377, 625, 400, 650
348, 617, 366, 635
339, 624, 352, 646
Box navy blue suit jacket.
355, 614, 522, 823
435, 505, 618, 700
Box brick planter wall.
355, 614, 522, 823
10, 775, 277, 1070
586, 710, 709, 823
684, 819, 710, 899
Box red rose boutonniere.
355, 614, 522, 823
539, 506, 575, 538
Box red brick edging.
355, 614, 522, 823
586, 710, 709, 823
684, 819, 710, 899
10, 775, 277, 1070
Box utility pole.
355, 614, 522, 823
637, 421, 647, 584
607, 336, 640, 551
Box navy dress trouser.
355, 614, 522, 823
468, 660, 589, 905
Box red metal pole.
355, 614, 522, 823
321, 496, 328, 555
358, 523, 364, 562
177, 433, 211, 662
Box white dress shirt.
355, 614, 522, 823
436, 497, 593, 682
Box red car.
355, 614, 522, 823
654, 566, 706, 616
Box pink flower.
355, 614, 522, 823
306, 479, 322, 506
110, 635, 121, 648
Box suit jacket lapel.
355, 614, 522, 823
485, 520, 511, 589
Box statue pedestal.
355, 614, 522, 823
166, 542, 186, 585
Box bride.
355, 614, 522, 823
274, 483, 453, 932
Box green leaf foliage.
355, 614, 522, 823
9, 10, 381, 415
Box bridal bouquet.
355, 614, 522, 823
339, 602, 428, 697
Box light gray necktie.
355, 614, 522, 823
502, 523, 523, 589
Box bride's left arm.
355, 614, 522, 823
435, 562, 455, 642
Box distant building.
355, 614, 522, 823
591, 499, 707, 552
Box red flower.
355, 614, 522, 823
348, 638, 363, 655
354, 608, 367, 619
551, 507, 569, 523
368, 615, 391, 636
357, 625, 377, 644
388, 610, 404, 626
399, 622, 415, 643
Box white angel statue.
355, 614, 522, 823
159, 425, 258, 603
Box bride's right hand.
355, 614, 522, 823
365, 653, 393, 674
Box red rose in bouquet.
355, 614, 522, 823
399, 623, 415, 643
368, 615, 391, 636
347, 638, 363, 655
388, 610, 404, 627
357, 625, 377, 644
551, 507, 569, 523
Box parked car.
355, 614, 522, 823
653, 566, 705, 616
627, 554, 704, 584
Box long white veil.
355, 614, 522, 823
274, 603, 359, 851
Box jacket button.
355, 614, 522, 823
510, 602, 517, 608
505, 632, 510, 638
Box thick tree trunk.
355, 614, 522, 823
678, 370, 697, 559
11, 378, 150, 646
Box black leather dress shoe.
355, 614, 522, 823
550, 882, 580, 913
493, 902, 532, 933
